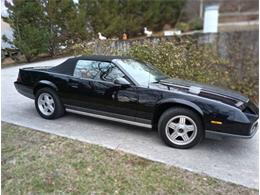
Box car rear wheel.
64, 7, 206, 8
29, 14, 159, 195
35, 87, 65, 119
158, 107, 204, 149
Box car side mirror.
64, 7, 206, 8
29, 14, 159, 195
114, 77, 130, 86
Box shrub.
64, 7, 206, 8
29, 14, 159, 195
175, 22, 190, 32
69, 43, 94, 56
189, 18, 203, 31
127, 39, 258, 102
174, 18, 203, 33
128, 39, 227, 83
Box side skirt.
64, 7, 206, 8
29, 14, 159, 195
65, 105, 152, 129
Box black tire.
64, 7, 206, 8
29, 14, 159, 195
158, 107, 204, 149
35, 87, 65, 119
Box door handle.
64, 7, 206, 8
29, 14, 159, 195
70, 84, 79, 88
69, 83, 79, 88
68, 79, 79, 88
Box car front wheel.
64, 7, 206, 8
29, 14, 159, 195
158, 107, 204, 149
35, 87, 65, 119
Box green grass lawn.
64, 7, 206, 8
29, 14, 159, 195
1, 122, 258, 194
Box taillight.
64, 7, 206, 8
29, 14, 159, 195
17, 72, 21, 82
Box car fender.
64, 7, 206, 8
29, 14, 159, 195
156, 98, 204, 116
34, 80, 58, 94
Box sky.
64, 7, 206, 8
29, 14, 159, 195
1, 0, 12, 48
1, 0, 10, 17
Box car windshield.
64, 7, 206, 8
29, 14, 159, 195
114, 59, 169, 86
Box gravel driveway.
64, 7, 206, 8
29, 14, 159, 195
2, 57, 259, 189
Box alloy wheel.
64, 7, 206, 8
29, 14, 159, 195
165, 115, 198, 146
37, 93, 55, 116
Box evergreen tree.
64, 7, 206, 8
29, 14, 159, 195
3, 0, 186, 60
79, 0, 186, 38
41, 0, 84, 55
3, 0, 50, 62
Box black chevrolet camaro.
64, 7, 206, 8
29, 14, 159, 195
14, 55, 258, 149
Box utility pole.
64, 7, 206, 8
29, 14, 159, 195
200, 0, 204, 18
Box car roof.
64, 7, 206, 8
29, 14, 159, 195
72, 55, 130, 62
49, 55, 131, 76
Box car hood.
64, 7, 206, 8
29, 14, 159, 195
159, 78, 249, 103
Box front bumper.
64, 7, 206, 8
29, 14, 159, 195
206, 119, 258, 139
206, 99, 259, 138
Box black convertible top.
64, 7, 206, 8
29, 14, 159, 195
49, 55, 129, 75
80, 55, 128, 62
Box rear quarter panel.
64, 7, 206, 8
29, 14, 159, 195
18, 69, 73, 104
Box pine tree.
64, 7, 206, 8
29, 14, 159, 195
41, 0, 83, 55
3, 0, 186, 60
3, 0, 50, 62
79, 0, 186, 38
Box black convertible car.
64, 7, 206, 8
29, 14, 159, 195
14, 55, 258, 148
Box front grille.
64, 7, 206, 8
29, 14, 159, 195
243, 107, 255, 115
244, 101, 259, 115
250, 121, 258, 134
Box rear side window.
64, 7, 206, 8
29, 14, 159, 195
74, 60, 100, 79
73, 60, 125, 82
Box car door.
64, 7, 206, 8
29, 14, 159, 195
63, 60, 98, 109
68, 59, 138, 120
91, 61, 138, 119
